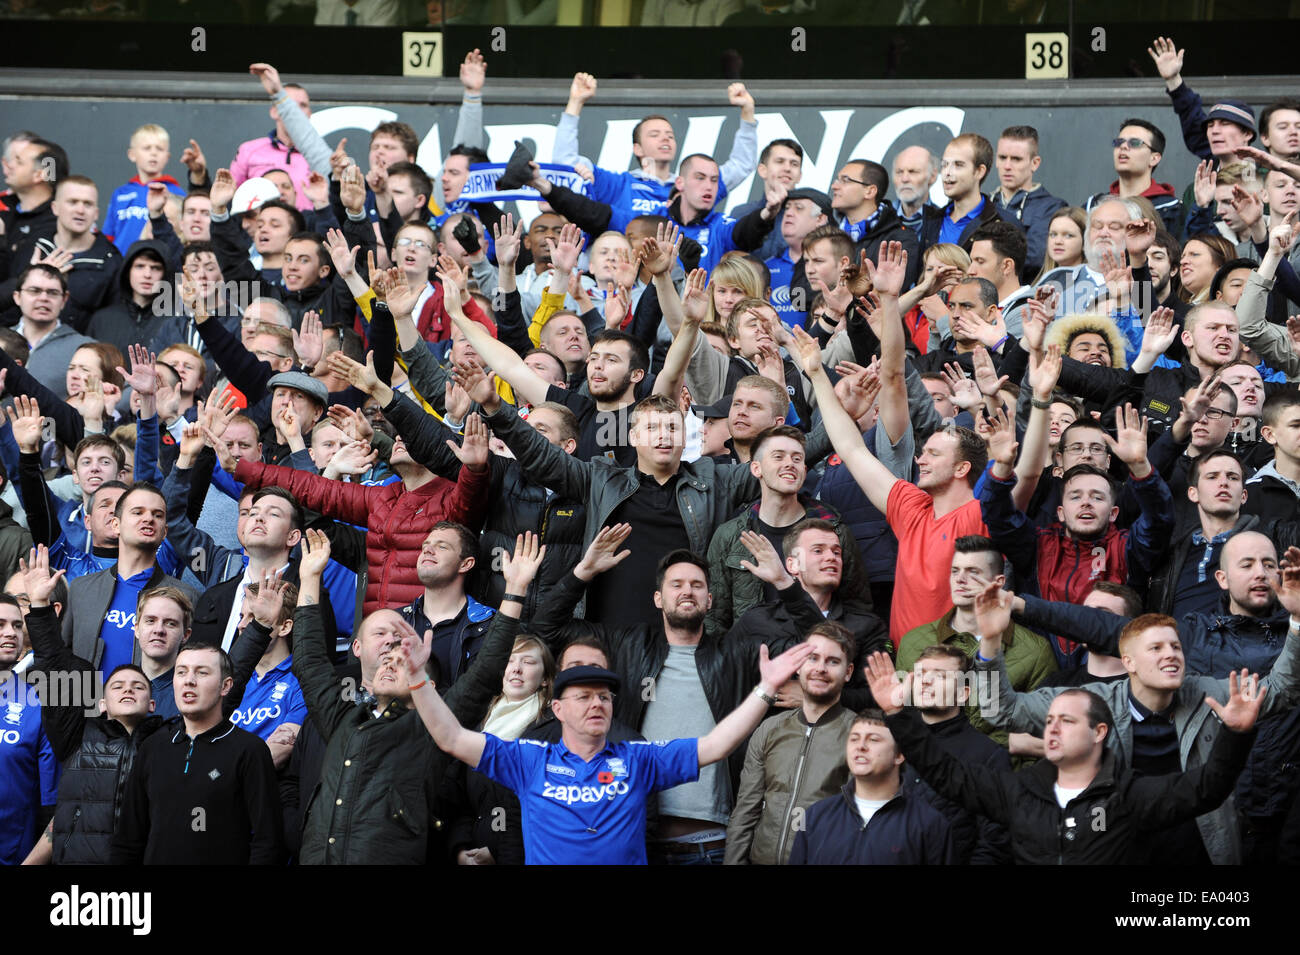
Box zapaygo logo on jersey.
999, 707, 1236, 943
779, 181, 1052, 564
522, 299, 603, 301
541, 779, 631, 804
631, 196, 667, 215
4, 701, 22, 725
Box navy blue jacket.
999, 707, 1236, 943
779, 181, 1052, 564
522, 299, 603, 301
789, 779, 956, 865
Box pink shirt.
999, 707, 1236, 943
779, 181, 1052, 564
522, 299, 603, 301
228, 134, 315, 211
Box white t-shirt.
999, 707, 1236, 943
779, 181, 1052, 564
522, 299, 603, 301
855, 797, 889, 826
1054, 783, 1085, 809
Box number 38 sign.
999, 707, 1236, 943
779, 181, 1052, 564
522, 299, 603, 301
1025, 32, 1068, 79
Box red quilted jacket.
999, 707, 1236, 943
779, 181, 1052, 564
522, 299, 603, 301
235, 460, 490, 615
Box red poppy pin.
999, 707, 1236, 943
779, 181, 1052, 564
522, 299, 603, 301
597, 771, 614, 784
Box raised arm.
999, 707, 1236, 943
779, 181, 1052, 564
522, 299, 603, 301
790, 325, 899, 513
697, 642, 814, 767
249, 63, 332, 174
869, 242, 911, 445
440, 263, 552, 409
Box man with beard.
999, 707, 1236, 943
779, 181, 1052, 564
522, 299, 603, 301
510, 534, 817, 863
394, 522, 493, 689
979, 406, 1174, 663
725, 622, 858, 865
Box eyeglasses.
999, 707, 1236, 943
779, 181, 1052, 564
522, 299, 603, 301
1200, 407, 1233, 421
253, 348, 291, 362
560, 691, 614, 705
1063, 442, 1108, 456
1112, 137, 1153, 150
835, 174, 867, 187
395, 237, 431, 250
19, 286, 63, 297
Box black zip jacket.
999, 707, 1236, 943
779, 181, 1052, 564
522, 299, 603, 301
885, 706, 1254, 864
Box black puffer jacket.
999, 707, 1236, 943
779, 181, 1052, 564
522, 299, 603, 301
382, 391, 585, 620
294, 604, 516, 865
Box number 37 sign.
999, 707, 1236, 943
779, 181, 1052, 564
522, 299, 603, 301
403, 31, 444, 78
1025, 32, 1068, 79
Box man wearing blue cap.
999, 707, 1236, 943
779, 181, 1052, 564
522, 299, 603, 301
399, 625, 813, 865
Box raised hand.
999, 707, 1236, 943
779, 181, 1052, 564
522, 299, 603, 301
340, 163, 366, 215
444, 376, 472, 424
568, 71, 597, 108
970, 345, 1009, 399
146, 182, 168, 218
202, 422, 237, 473
274, 402, 301, 449
199, 388, 240, 443
1193, 159, 1217, 209
178, 421, 206, 462
1205, 669, 1268, 733
727, 81, 755, 114
117, 344, 159, 397
179, 138, 207, 180
1139, 306, 1179, 357
437, 254, 469, 298
303, 171, 330, 208
822, 273, 853, 316
209, 168, 236, 212
758, 640, 815, 693
249, 61, 283, 95
679, 268, 709, 324
940, 362, 982, 411
327, 403, 374, 443
325, 349, 380, 396
451, 359, 499, 412
1274, 546, 1300, 617
737, 529, 794, 588
300, 527, 332, 579
20, 544, 66, 609
1271, 220, 1296, 258
1027, 343, 1063, 400
549, 222, 585, 274
293, 311, 324, 368
493, 214, 523, 268
753, 342, 785, 386
385, 269, 421, 320
397, 623, 434, 681
324, 228, 358, 279
865, 651, 910, 715
789, 325, 826, 379
501, 531, 547, 595
762, 179, 788, 219
324, 439, 379, 478
1178, 370, 1223, 425
245, 570, 288, 629
973, 579, 1013, 644
447, 412, 490, 472
604, 287, 630, 330
329, 137, 351, 179
1230, 185, 1265, 231
871, 240, 908, 298
835, 366, 881, 422
1103, 403, 1151, 475
459, 47, 487, 93
574, 523, 633, 581
1125, 218, 1156, 260
1020, 297, 1051, 354
31, 245, 73, 274
1146, 35, 1184, 85
985, 407, 1019, 467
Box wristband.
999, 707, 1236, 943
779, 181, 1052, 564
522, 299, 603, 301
408, 679, 428, 691
754, 686, 777, 705
1031, 397, 1052, 410
975, 650, 994, 663
992, 335, 1009, 351
502, 593, 527, 604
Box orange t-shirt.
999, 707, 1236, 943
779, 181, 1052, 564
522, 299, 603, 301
885, 481, 988, 647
